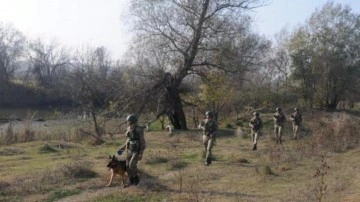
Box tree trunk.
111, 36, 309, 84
166, 87, 187, 130
326, 101, 338, 110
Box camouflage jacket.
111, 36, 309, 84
125, 124, 146, 154
249, 117, 263, 132
290, 112, 302, 125
273, 112, 286, 126
200, 119, 218, 137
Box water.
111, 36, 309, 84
0, 106, 79, 121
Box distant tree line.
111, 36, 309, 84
0, 1, 359, 131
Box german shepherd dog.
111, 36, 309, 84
106, 155, 128, 187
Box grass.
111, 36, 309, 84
46, 189, 82, 202
0, 110, 360, 201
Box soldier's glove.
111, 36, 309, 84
138, 153, 143, 161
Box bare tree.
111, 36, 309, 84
28, 40, 71, 88
66, 46, 115, 144
128, 0, 268, 129
0, 23, 26, 84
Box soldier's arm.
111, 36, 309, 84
249, 121, 254, 127
199, 120, 206, 130
119, 128, 130, 151
138, 127, 146, 154
212, 121, 218, 136
259, 119, 263, 129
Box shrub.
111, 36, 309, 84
0, 121, 17, 145
60, 160, 97, 179
309, 113, 360, 153
38, 144, 58, 153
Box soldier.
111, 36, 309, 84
199, 111, 218, 166
290, 108, 302, 140
118, 114, 146, 187
249, 112, 263, 151
273, 107, 286, 144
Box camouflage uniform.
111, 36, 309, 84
120, 115, 146, 186
200, 111, 218, 166
290, 108, 302, 140
249, 112, 263, 151
273, 108, 286, 144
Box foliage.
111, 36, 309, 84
198, 72, 236, 119
288, 2, 360, 109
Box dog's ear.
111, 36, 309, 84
112, 155, 116, 160
109, 155, 112, 159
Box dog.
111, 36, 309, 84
106, 155, 128, 187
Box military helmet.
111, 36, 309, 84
276, 107, 281, 112
253, 112, 259, 116
205, 111, 214, 118
126, 114, 138, 124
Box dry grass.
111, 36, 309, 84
0, 111, 360, 201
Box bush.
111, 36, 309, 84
309, 113, 360, 153
38, 144, 58, 153
60, 160, 97, 178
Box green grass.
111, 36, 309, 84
46, 189, 82, 202
0, 111, 359, 201
93, 193, 165, 202
182, 152, 200, 161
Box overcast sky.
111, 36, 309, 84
1, 0, 359, 59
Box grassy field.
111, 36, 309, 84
0, 111, 360, 202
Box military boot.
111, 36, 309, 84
205, 157, 211, 166
130, 177, 134, 186
133, 175, 140, 186
252, 144, 257, 151
124, 178, 133, 188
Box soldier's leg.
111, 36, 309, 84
278, 126, 283, 144
251, 130, 255, 143
202, 135, 208, 152
252, 131, 258, 151
294, 124, 299, 139
203, 135, 210, 165
205, 137, 215, 165
127, 154, 139, 186
274, 125, 279, 143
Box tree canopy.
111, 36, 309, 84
289, 2, 360, 109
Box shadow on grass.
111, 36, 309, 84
217, 128, 236, 138
0, 147, 24, 156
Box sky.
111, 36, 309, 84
0, 0, 359, 59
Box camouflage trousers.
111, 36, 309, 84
126, 152, 140, 179
203, 135, 215, 159
251, 129, 261, 145
274, 124, 283, 143
292, 123, 300, 139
